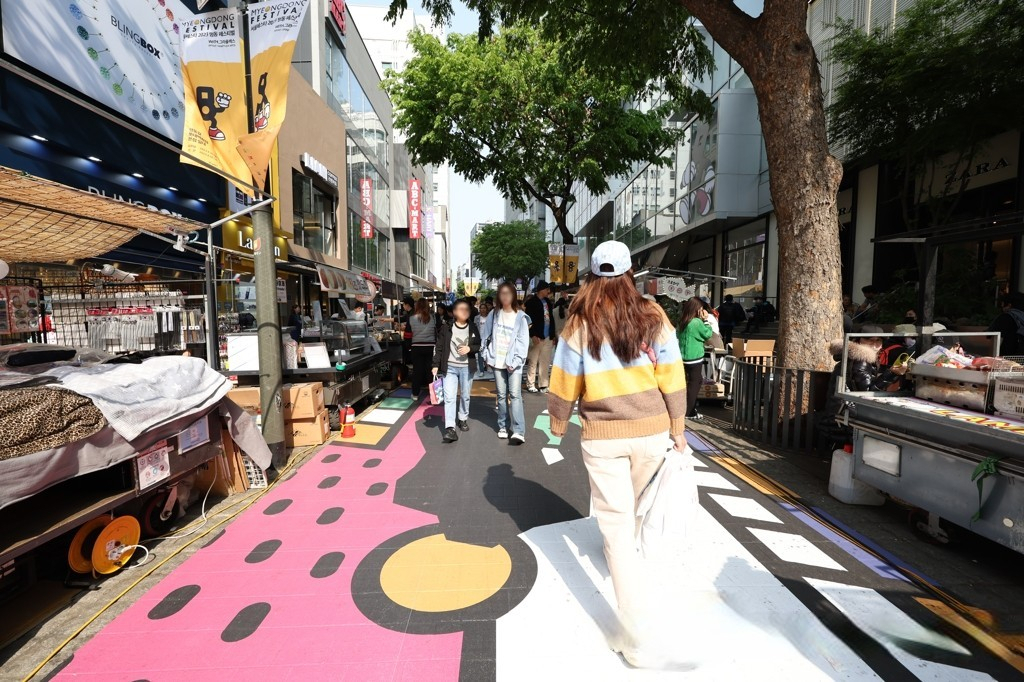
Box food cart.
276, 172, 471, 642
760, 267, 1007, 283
837, 332, 1024, 552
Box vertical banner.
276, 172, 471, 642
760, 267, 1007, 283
180, 8, 251, 190
423, 205, 435, 239
408, 179, 422, 239
236, 0, 311, 190
360, 178, 374, 238
563, 244, 580, 285
548, 243, 564, 284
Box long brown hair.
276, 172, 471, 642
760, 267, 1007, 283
565, 271, 664, 362
414, 298, 432, 323
679, 297, 704, 329
496, 281, 520, 312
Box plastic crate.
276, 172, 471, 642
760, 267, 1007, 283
993, 376, 1024, 419
242, 454, 268, 489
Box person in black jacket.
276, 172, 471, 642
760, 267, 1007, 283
524, 280, 557, 392
988, 292, 1024, 357
816, 329, 907, 452
432, 299, 482, 443
716, 294, 746, 344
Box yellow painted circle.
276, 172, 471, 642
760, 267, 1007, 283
380, 534, 512, 613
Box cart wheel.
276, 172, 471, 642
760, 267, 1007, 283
142, 492, 180, 538
328, 405, 341, 431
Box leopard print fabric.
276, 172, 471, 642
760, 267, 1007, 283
0, 387, 106, 460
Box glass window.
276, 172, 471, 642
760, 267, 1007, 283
293, 171, 336, 256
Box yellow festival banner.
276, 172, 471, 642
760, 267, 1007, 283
180, 9, 251, 191
548, 243, 564, 284
563, 244, 580, 284
236, 0, 311, 190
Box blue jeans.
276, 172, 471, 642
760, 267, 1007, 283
495, 366, 525, 435
443, 365, 473, 429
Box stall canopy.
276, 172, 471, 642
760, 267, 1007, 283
0, 166, 207, 263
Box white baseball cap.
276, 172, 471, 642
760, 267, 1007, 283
591, 240, 632, 277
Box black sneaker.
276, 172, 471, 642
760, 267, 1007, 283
443, 427, 459, 443
457, 419, 470, 432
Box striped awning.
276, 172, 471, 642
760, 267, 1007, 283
0, 166, 206, 263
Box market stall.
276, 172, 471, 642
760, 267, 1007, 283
836, 331, 1024, 552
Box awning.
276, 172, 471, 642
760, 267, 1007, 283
0, 165, 207, 263
314, 263, 372, 297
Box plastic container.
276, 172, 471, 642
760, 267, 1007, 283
829, 445, 885, 505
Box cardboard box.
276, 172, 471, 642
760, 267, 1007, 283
286, 408, 330, 447
281, 382, 325, 420
193, 429, 251, 496
732, 338, 775, 359
227, 386, 261, 415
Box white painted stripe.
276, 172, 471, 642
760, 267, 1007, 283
805, 578, 991, 681
709, 494, 782, 524
359, 409, 404, 425
541, 447, 564, 465
748, 528, 847, 571
693, 471, 740, 491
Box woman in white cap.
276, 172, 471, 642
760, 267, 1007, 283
548, 240, 688, 667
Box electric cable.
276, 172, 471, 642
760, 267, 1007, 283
22, 442, 320, 682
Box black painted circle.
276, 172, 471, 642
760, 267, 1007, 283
316, 507, 345, 525
263, 499, 293, 515
245, 539, 282, 564
362, 458, 382, 468
221, 602, 271, 642
366, 482, 389, 496
351, 523, 538, 635
322, 453, 341, 464
147, 584, 202, 620
319, 476, 341, 489
310, 551, 346, 579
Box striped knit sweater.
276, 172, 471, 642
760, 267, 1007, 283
547, 315, 687, 440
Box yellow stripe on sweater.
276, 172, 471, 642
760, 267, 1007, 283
654, 359, 687, 393
575, 364, 667, 403
549, 365, 584, 403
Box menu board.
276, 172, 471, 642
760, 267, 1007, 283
0, 285, 41, 335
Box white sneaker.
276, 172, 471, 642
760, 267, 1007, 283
510, 433, 525, 444
497, 428, 508, 439
526, 386, 539, 393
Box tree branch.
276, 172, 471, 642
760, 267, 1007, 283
677, 0, 759, 69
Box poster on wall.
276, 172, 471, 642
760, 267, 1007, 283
408, 179, 422, 239
180, 8, 251, 188
1, 0, 190, 142
360, 178, 374, 238
236, 0, 311, 190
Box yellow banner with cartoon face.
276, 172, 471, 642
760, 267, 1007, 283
236, 0, 310, 190
180, 9, 251, 192
563, 244, 580, 284
548, 243, 564, 284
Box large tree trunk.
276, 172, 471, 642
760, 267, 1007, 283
683, 0, 843, 371
551, 204, 575, 244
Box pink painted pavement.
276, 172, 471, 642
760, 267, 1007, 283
56, 402, 463, 682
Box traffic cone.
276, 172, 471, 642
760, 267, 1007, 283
341, 403, 356, 438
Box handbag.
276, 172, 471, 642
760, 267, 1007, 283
635, 444, 699, 559
428, 376, 444, 405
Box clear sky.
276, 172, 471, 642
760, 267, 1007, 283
354, 0, 505, 274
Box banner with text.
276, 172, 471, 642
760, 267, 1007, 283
563, 244, 579, 285
236, 0, 310, 190
423, 204, 435, 239
409, 178, 422, 239
360, 178, 374, 238
180, 9, 250, 190
548, 243, 564, 284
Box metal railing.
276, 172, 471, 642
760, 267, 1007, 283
731, 357, 832, 453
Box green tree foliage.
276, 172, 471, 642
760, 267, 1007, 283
382, 24, 695, 244
829, 0, 1024, 230
471, 220, 548, 283
390, 0, 848, 372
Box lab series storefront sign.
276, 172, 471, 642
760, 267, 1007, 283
221, 220, 288, 260
360, 178, 374, 239
301, 153, 338, 188
409, 178, 422, 239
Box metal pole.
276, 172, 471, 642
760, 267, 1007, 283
205, 226, 219, 369
242, 1, 286, 470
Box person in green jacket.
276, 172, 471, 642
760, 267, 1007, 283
678, 297, 713, 420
